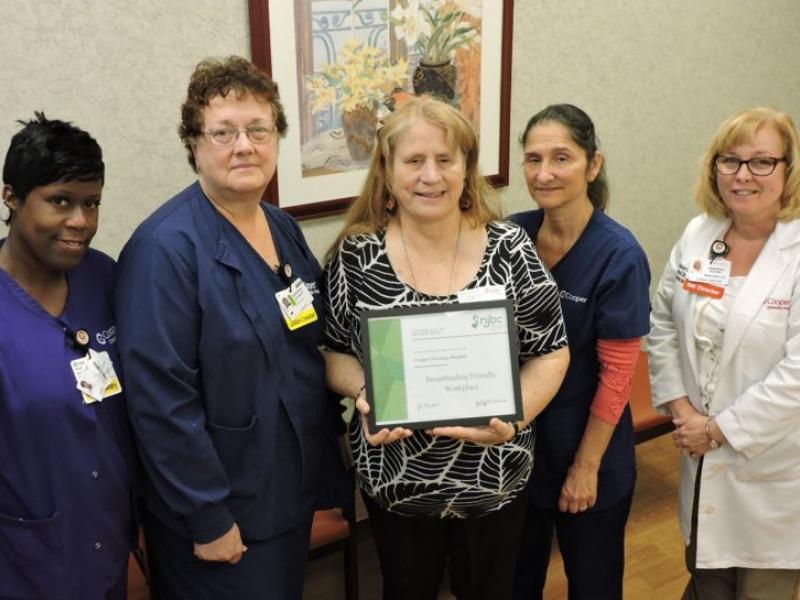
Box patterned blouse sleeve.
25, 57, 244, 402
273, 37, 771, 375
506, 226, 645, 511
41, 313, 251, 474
321, 240, 357, 355
505, 225, 568, 359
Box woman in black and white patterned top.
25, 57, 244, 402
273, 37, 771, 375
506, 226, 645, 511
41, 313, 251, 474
322, 97, 569, 600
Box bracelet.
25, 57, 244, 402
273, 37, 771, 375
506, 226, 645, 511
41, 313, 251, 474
508, 421, 520, 441
356, 383, 366, 397
705, 416, 721, 449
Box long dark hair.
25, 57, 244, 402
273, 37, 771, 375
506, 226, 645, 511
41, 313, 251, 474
520, 103, 609, 210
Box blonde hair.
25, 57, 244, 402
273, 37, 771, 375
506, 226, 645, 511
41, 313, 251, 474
327, 96, 500, 258
695, 107, 800, 221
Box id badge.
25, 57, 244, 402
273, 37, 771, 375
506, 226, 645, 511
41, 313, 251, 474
457, 284, 507, 304
89, 349, 123, 399
71, 350, 123, 404
683, 258, 730, 299
698, 258, 731, 286
275, 279, 318, 330
71, 355, 106, 404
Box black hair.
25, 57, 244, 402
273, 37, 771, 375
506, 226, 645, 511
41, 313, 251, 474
2, 112, 104, 224
520, 103, 609, 210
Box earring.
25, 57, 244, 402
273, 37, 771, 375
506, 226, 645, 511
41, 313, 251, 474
386, 195, 397, 215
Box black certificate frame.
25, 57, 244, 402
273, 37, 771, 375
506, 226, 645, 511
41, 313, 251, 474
360, 300, 523, 431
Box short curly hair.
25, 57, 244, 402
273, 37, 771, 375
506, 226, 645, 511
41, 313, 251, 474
178, 56, 288, 171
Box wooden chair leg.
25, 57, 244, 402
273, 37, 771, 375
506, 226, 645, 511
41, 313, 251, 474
343, 496, 358, 600
343, 527, 359, 600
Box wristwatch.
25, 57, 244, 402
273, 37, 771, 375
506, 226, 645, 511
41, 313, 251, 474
705, 417, 721, 449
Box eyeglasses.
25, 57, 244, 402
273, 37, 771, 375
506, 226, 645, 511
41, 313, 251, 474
202, 125, 277, 146
714, 155, 785, 176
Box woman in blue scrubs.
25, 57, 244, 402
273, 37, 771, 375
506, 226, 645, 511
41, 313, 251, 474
0, 114, 135, 598
510, 104, 651, 599
115, 57, 342, 599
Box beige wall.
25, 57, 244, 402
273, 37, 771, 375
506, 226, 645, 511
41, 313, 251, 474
2, 1, 800, 286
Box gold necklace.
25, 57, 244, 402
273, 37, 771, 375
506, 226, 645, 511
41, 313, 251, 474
399, 217, 462, 295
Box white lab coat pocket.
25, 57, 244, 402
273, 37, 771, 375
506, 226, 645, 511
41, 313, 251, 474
735, 433, 800, 482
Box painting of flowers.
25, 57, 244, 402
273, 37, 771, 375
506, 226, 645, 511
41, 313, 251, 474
391, 0, 480, 65
248, 0, 512, 217
306, 39, 408, 162
297, 0, 483, 177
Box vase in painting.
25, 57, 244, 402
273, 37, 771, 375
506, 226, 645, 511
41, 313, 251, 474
412, 60, 457, 103
341, 105, 378, 162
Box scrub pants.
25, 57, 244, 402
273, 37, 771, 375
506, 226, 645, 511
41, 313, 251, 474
512, 491, 633, 600
363, 488, 529, 600
143, 507, 314, 600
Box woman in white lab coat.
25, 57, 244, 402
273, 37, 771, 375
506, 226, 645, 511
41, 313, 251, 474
648, 107, 800, 599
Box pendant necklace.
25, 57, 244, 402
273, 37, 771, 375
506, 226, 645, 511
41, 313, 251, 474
399, 217, 462, 295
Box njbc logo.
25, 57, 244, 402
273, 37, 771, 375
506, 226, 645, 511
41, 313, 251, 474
472, 314, 504, 329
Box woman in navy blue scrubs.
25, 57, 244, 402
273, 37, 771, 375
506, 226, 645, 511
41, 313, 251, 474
0, 114, 135, 599
511, 105, 651, 599
115, 57, 342, 599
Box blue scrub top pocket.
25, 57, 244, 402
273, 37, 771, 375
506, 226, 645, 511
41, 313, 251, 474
0, 510, 63, 598
206, 416, 264, 499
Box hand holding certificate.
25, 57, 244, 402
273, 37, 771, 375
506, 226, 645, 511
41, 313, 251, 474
360, 300, 524, 431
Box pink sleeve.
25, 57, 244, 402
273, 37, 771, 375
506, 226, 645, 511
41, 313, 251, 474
589, 338, 642, 425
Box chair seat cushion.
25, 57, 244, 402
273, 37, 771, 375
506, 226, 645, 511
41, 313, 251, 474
310, 509, 351, 549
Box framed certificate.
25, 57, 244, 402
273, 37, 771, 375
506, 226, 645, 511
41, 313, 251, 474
360, 300, 523, 430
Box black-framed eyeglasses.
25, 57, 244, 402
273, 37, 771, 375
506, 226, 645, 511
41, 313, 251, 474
714, 155, 786, 176
202, 125, 277, 146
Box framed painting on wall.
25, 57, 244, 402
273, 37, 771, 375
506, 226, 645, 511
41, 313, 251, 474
249, 0, 514, 219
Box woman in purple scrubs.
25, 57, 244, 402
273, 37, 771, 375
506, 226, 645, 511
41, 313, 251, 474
0, 113, 135, 598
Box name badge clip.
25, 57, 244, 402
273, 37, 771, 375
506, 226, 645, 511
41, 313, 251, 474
278, 262, 293, 285
65, 327, 91, 354
709, 240, 730, 263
